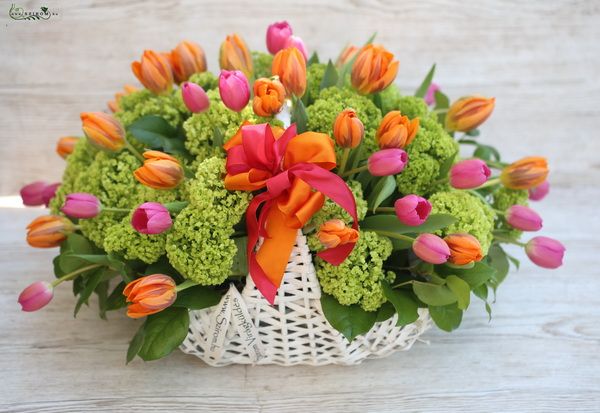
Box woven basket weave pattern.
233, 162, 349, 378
180, 232, 431, 366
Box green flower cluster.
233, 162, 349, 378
166, 157, 251, 285
115, 88, 188, 129
493, 187, 529, 239
103, 214, 167, 264
187, 71, 218, 91
429, 190, 495, 254
252, 51, 273, 79
378, 84, 403, 115
396, 112, 458, 196
305, 63, 326, 104
309, 230, 394, 312
308, 180, 368, 231
307, 86, 382, 154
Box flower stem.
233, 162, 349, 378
51, 264, 103, 288
486, 160, 509, 169
123, 135, 145, 163
493, 234, 525, 247
475, 177, 501, 190
392, 280, 414, 288
374, 207, 396, 213
372, 230, 414, 243
492, 208, 505, 216
175, 279, 197, 292
342, 164, 368, 177
338, 148, 351, 176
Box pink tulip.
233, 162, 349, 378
219, 70, 250, 112
424, 82, 440, 106
20, 181, 48, 206
131, 202, 172, 235
412, 233, 450, 264
525, 236, 565, 269
394, 195, 432, 226
368, 149, 408, 176
61, 193, 101, 219
450, 159, 491, 189
42, 182, 61, 207
181, 82, 210, 113
528, 180, 550, 201
18, 281, 53, 312
506, 205, 543, 231
266, 21, 293, 55
284, 35, 308, 61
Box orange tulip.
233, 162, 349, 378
500, 157, 549, 190
444, 233, 483, 265
445, 96, 495, 132
252, 77, 286, 117
351, 44, 399, 95
56, 136, 79, 158
134, 150, 184, 190
317, 219, 359, 249
170, 40, 207, 83
26, 215, 74, 248
333, 109, 364, 149
107, 84, 137, 113
219, 33, 253, 79
376, 111, 420, 149
131, 50, 174, 95
80, 112, 125, 152
123, 274, 177, 319
336, 45, 359, 67
272, 47, 307, 97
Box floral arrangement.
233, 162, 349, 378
18, 21, 565, 363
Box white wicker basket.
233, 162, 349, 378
179, 231, 431, 366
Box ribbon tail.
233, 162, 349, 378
316, 242, 355, 265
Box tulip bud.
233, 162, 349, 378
56, 136, 79, 158
272, 47, 307, 97
317, 219, 359, 249
424, 82, 440, 106
351, 44, 399, 95
181, 82, 210, 113
506, 205, 543, 231
80, 112, 125, 152
394, 195, 432, 226
219, 70, 250, 112
450, 159, 491, 189
252, 77, 286, 117
529, 180, 550, 201
219, 33, 253, 79
18, 281, 53, 312
525, 236, 565, 269
170, 40, 207, 83
284, 35, 308, 61
134, 151, 184, 190
412, 233, 450, 264
131, 50, 174, 95
500, 157, 549, 190
108, 85, 137, 112
333, 109, 364, 149
123, 274, 177, 318
20, 181, 49, 206
41, 183, 60, 207
26, 215, 74, 248
266, 21, 293, 55
336, 45, 359, 67
61, 193, 101, 219
368, 149, 408, 176
131, 202, 173, 235
445, 96, 495, 132
444, 233, 483, 265
376, 111, 420, 149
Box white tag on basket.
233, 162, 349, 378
205, 284, 264, 362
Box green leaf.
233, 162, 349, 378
434, 91, 450, 124
230, 237, 248, 276
361, 213, 456, 235
95, 280, 109, 320
365, 32, 377, 45
320, 294, 377, 342
466, 129, 480, 137
445, 275, 470, 310
473, 283, 488, 301
74, 268, 105, 317
375, 302, 395, 322
382, 283, 419, 326
53, 255, 66, 278
320, 60, 339, 90
412, 282, 457, 306
307, 51, 320, 66
437, 261, 496, 289
212, 127, 224, 148
106, 281, 127, 311
414, 64, 436, 98
126, 322, 146, 364
367, 176, 396, 212
137, 307, 190, 361
128, 115, 186, 155
486, 244, 510, 289
436, 150, 457, 180
172, 286, 222, 310
389, 237, 413, 250
291, 98, 308, 134
164, 201, 188, 214
473, 144, 501, 162
372, 92, 384, 112
429, 303, 463, 332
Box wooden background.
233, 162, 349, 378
1, 0, 599, 411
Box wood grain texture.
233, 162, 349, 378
1, 0, 600, 412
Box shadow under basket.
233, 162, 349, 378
179, 231, 432, 366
